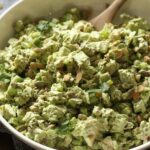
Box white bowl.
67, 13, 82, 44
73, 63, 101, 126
0, 0, 150, 149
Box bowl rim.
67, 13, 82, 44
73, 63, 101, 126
0, 3, 54, 150
0, 0, 22, 20
0, 0, 150, 150
0, 116, 55, 150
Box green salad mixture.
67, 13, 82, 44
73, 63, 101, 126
0, 8, 150, 150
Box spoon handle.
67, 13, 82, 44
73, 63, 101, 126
90, 0, 127, 30
105, 0, 127, 20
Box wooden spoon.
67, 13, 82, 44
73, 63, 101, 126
90, 0, 127, 30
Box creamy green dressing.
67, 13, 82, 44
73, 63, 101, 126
0, 8, 150, 150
